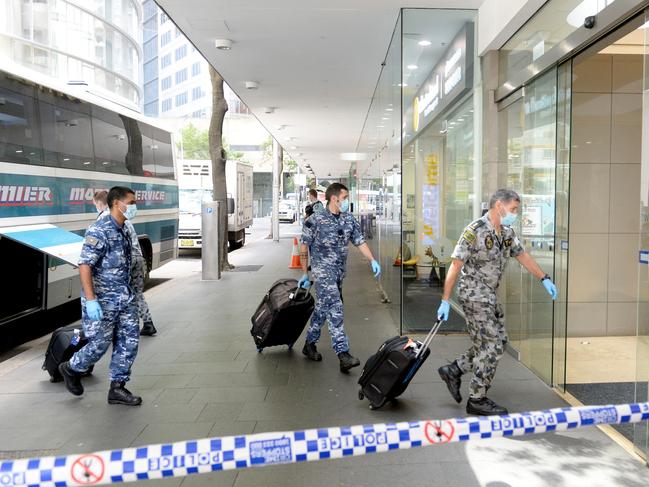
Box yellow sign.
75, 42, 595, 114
413, 97, 419, 133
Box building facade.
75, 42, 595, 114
0, 0, 142, 110
354, 0, 649, 460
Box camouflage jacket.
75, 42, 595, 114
451, 215, 525, 304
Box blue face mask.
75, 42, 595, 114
501, 210, 517, 226
122, 203, 137, 220
339, 199, 350, 213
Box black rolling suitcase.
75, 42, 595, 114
43, 325, 93, 382
250, 278, 315, 352
358, 319, 443, 409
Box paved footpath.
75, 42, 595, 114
0, 219, 647, 487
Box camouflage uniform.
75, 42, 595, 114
124, 221, 153, 325
451, 215, 525, 399
69, 215, 139, 383
301, 207, 365, 354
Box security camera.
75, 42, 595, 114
584, 16, 596, 29
245, 81, 259, 90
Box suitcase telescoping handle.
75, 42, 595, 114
291, 284, 312, 301
416, 318, 444, 359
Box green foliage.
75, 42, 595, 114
179, 124, 209, 159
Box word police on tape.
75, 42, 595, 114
1, 402, 648, 487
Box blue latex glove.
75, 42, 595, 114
298, 274, 311, 289
371, 259, 381, 277
437, 300, 450, 321
86, 299, 103, 321
542, 278, 558, 300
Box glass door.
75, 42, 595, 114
498, 69, 558, 384
634, 6, 649, 460
560, 12, 647, 454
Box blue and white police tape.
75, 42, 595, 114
2, 402, 648, 487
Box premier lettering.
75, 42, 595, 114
0, 185, 52, 204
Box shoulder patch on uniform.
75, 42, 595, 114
304, 220, 313, 228
462, 229, 477, 244
85, 236, 99, 247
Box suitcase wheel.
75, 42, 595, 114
358, 390, 364, 401
369, 404, 375, 410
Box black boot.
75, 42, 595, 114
140, 321, 157, 336
108, 381, 142, 406
338, 352, 360, 373
438, 361, 463, 404
466, 397, 508, 416
58, 361, 84, 396
302, 341, 322, 361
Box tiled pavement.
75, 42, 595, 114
0, 220, 647, 486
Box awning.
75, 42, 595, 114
0, 224, 84, 267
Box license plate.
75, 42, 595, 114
180, 239, 194, 247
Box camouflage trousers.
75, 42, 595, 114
455, 300, 507, 399
70, 295, 139, 383
131, 256, 153, 324
306, 272, 349, 354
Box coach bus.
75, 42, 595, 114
0, 68, 179, 326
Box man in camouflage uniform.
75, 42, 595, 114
94, 190, 156, 336
59, 186, 143, 406
298, 183, 381, 372
124, 220, 157, 336
436, 189, 558, 416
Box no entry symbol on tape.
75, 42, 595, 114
71, 454, 105, 485
424, 421, 455, 444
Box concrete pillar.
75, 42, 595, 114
271, 139, 283, 242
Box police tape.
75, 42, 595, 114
2, 402, 648, 487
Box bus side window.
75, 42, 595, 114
152, 126, 174, 179
0, 74, 43, 166
92, 106, 129, 175
38, 91, 93, 171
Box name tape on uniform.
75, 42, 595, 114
1, 402, 648, 487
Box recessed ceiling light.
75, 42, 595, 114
382, 117, 390, 120
291, 146, 298, 150
418, 40, 432, 46
407, 64, 418, 70
385, 108, 393, 112
15, 150, 22, 153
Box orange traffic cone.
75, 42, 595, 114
393, 248, 402, 266
289, 237, 302, 269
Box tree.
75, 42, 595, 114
179, 124, 209, 160
208, 66, 232, 271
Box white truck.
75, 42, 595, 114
178, 160, 253, 250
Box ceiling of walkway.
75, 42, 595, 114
156, 0, 484, 178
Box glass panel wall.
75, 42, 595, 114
355, 12, 402, 325
400, 9, 479, 332
355, 8, 479, 332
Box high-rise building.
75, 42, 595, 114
142, 0, 159, 116
0, 0, 142, 111
143, 3, 248, 119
